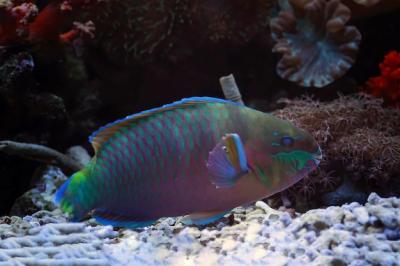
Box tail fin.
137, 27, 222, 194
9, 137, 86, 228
54, 170, 94, 222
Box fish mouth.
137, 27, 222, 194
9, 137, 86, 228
294, 147, 322, 181
284, 146, 322, 182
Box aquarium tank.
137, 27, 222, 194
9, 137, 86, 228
0, 0, 399, 265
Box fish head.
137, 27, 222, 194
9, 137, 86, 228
246, 117, 322, 190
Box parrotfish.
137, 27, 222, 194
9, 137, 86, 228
55, 97, 321, 228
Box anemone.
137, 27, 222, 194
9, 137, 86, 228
270, 0, 361, 87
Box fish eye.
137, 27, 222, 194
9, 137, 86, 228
280, 136, 294, 146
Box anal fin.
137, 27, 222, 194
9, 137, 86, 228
181, 210, 230, 226
93, 209, 156, 229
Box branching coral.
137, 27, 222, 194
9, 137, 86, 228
270, 0, 361, 87
85, 0, 276, 64
0, 0, 97, 45
273, 94, 400, 201
188, 0, 274, 44
363, 50, 400, 107
82, 0, 189, 65
0, 0, 38, 44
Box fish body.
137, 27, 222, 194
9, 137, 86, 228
55, 97, 321, 227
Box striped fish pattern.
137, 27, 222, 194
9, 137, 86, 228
55, 97, 321, 228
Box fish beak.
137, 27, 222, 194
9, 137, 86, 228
312, 146, 323, 166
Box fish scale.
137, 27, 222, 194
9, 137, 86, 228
154, 120, 169, 181
159, 114, 174, 180
149, 121, 163, 180
113, 141, 125, 191
55, 97, 321, 226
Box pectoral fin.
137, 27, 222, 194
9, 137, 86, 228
181, 210, 230, 225
206, 133, 249, 188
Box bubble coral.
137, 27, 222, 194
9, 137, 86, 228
364, 50, 400, 107
270, 0, 361, 87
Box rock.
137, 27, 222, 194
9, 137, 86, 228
353, 207, 369, 225
10, 166, 67, 216
367, 205, 399, 229
66, 146, 91, 166
322, 179, 368, 206
2, 188, 400, 265
366, 251, 398, 265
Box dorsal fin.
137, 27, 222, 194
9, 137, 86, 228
89, 97, 238, 153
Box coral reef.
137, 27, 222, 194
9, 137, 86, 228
270, 0, 362, 87
273, 94, 400, 204
363, 50, 400, 107
0, 0, 276, 65
1, 192, 399, 265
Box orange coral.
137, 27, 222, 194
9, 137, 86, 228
364, 51, 400, 106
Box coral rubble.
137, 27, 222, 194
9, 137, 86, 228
0, 210, 117, 265
2, 192, 398, 265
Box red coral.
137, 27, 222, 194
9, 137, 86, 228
364, 51, 400, 107
0, 0, 95, 46
0, 1, 38, 44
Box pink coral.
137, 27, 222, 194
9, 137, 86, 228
0, 0, 38, 44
